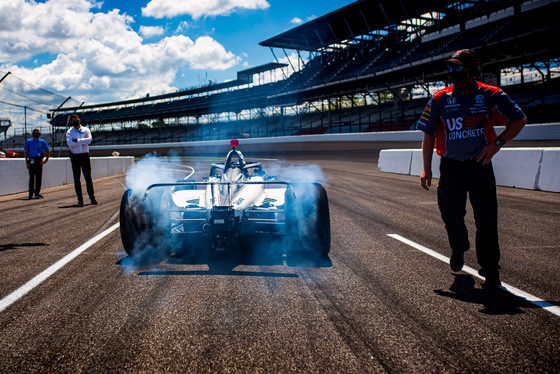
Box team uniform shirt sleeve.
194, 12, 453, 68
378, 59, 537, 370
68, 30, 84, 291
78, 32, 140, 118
479, 84, 526, 147
489, 87, 526, 124
417, 96, 440, 136
417, 91, 449, 157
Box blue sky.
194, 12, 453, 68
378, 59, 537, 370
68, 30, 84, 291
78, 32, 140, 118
0, 0, 356, 107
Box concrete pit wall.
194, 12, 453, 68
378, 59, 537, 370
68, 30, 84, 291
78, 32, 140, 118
379, 148, 560, 193
0, 157, 134, 196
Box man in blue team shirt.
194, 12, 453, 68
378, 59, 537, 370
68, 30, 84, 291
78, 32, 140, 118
24, 128, 51, 199
417, 49, 527, 289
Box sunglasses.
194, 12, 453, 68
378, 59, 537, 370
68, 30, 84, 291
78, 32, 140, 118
447, 65, 467, 73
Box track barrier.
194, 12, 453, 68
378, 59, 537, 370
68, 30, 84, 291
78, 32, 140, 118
0, 157, 134, 196
379, 148, 560, 193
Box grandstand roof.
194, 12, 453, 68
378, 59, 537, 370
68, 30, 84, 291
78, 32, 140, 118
259, 0, 524, 52
237, 63, 287, 81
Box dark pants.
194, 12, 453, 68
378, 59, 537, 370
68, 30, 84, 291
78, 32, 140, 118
70, 152, 95, 202
28, 157, 43, 196
437, 157, 500, 273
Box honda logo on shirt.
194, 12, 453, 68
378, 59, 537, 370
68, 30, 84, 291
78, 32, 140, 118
447, 97, 457, 105
446, 117, 463, 131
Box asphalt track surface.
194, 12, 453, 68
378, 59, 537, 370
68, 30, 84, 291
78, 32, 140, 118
1, 148, 559, 373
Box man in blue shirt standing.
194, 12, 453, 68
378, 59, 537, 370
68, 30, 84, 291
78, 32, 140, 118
24, 128, 51, 199
417, 49, 527, 289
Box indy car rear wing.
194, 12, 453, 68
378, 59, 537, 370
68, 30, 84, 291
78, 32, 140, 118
142, 181, 293, 201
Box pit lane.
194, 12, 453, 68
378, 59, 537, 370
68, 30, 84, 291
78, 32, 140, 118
1, 147, 559, 373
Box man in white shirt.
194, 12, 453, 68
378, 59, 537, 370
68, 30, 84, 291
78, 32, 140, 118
66, 114, 97, 206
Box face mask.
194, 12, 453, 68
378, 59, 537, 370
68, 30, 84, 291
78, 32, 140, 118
451, 71, 470, 86
33, 133, 40, 139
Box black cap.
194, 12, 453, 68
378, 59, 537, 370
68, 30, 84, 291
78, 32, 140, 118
446, 49, 477, 67
446, 49, 477, 66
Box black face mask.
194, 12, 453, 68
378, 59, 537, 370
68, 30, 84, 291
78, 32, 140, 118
33, 133, 40, 139
450, 71, 470, 87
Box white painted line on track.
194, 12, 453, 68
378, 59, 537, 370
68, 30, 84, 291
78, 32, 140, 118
388, 233, 560, 318
0, 223, 120, 313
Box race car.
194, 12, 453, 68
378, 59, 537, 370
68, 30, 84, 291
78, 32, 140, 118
119, 139, 330, 264
0, 147, 18, 158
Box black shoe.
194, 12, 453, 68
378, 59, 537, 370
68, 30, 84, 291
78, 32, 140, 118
34, 194, 44, 199
482, 276, 502, 290
28, 195, 34, 200
90, 199, 98, 205
450, 251, 464, 272
77, 201, 84, 207
480, 269, 502, 290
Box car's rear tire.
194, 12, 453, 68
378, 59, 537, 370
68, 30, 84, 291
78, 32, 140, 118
119, 189, 149, 256
285, 183, 331, 265
119, 188, 173, 261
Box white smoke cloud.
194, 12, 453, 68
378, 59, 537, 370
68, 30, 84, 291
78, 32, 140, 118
125, 155, 180, 199
266, 162, 328, 187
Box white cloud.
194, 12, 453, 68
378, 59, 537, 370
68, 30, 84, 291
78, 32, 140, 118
0, 0, 241, 104
139, 25, 165, 38
185, 36, 241, 70
142, 0, 270, 20
0, 0, 24, 31
290, 17, 303, 25
176, 21, 190, 32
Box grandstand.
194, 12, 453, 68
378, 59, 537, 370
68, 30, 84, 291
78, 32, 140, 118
2, 0, 560, 148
